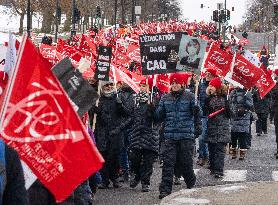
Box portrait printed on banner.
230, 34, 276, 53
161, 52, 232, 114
176, 35, 207, 74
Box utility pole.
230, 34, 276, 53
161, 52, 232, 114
114, 0, 117, 33
71, 0, 76, 38
131, 0, 135, 25
223, 0, 227, 43
55, 0, 59, 43
27, 0, 31, 37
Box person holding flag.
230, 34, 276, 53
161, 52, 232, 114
155, 73, 201, 199
197, 68, 218, 167
93, 79, 128, 189
204, 77, 232, 178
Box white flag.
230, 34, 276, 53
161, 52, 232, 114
243, 50, 261, 68
4, 31, 17, 75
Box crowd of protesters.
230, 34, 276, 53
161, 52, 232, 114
3, 64, 278, 204
1, 28, 278, 205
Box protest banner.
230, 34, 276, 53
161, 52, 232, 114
232, 53, 264, 89
139, 32, 207, 75
256, 69, 276, 98
204, 43, 233, 77
94, 46, 112, 81
0, 36, 104, 202
52, 57, 99, 117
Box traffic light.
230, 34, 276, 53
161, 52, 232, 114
213, 10, 219, 22
219, 9, 226, 23
73, 7, 81, 23
201, 4, 203, 8
96, 6, 101, 18
57, 6, 62, 24
226, 9, 230, 21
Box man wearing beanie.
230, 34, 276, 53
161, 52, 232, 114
156, 73, 201, 199
197, 68, 217, 166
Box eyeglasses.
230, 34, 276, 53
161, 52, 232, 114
104, 83, 114, 87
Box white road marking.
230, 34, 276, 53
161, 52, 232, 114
222, 170, 247, 182
272, 171, 278, 181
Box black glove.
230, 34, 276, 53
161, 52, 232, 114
116, 97, 122, 104
193, 105, 201, 116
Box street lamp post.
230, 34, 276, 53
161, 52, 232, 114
27, 0, 31, 37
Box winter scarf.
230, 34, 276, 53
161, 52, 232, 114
135, 91, 149, 105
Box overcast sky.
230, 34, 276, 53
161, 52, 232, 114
178, 0, 249, 26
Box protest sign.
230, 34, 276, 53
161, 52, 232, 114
94, 46, 112, 81
139, 32, 207, 75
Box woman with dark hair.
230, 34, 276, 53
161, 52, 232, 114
180, 39, 201, 69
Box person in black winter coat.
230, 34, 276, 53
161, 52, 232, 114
29, 180, 74, 205
229, 87, 253, 160
129, 80, 159, 192
155, 73, 202, 199
94, 79, 131, 189
270, 73, 278, 158
3, 144, 29, 205
204, 78, 232, 178
252, 87, 270, 136
117, 82, 135, 182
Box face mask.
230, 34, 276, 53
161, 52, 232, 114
187, 45, 198, 55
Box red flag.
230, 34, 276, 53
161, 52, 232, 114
0, 36, 104, 202
256, 69, 276, 98
40, 44, 58, 65
111, 64, 140, 93
232, 54, 264, 89
204, 43, 233, 77
127, 45, 141, 62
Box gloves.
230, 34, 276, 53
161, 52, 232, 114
116, 97, 122, 104
193, 105, 201, 116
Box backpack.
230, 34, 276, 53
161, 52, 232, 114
0, 140, 6, 205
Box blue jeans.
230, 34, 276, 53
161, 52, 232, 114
198, 117, 208, 159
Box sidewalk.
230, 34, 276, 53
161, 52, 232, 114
161, 181, 278, 205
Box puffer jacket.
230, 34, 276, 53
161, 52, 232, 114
253, 88, 270, 114
129, 102, 159, 153
94, 94, 131, 152
198, 79, 209, 116
204, 94, 232, 143
229, 88, 253, 133
155, 90, 201, 140
271, 83, 278, 114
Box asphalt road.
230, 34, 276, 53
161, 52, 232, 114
94, 122, 278, 205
